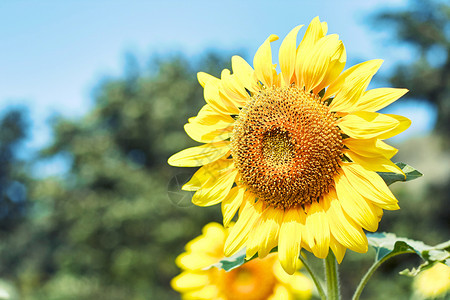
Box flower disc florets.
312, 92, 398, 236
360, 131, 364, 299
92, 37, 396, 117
231, 86, 343, 209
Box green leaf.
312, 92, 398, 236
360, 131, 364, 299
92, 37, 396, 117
377, 162, 422, 185
367, 232, 450, 276
208, 248, 247, 272
208, 247, 279, 272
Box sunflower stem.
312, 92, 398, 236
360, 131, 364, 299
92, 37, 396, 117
298, 253, 326, 300
325, 251, 340, 300
352, 251, 409, 300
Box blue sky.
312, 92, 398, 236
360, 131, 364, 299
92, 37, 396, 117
0, 0, 436, 166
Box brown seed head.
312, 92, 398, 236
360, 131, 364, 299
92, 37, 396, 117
231, 86, 343, 209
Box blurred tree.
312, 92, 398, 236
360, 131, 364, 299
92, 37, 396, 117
0, 52, 234, 299
374, 0, 449, 136
370, 0, 450, 240
0, 108, 30, 232
371, 0, 450, 246
345, 1, 450, 299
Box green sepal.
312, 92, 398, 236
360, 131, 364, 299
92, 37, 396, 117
377, 162, 422, 186
207, 248, 246, 272
208, 247, 278, 272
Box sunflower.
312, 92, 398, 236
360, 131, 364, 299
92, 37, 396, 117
413, 263, 450, 299
171, 222, 313, 300
168, 17, 410, 274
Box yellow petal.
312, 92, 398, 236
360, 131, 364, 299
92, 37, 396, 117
244, 214, 264, 259
184, 285, 219, 299
278, 208, 304, 275
321, 21, 328, 35
176, 252, 219, 270
299, 208, 313, 253
171, 272, 210, 291
305, 201, 330, 258
344, 138, 398, 159
192, 168, 237, 207
323, 188, 368, 253
279, 25, 303, 85
221, 186, 246, 227
313, 45, 346, 95
168, 141, 230, 167
224, 196, 262, 256
295, 16, 326, 86
286, 273, 314, 298
334, 172, 379, 232
274, 71, 283, 87
184, 119, 233, 143
203, 79, 240, 115
268, 284, 291, 300
231, 55, 259, 93
297, 16, 326, 54
253, 34, 279, 87
341, 163, 399, 210
195, 104, 235, 125
182, 159, 233, 191
197, 72, 219, 88
301, 34, 344, 92
345, 150, 404, 174
338, 111, 411, 139
327, 59, 383, 112
379, 114, 412, 138
374, 205, 383, 221
252, 207, 283, 258
352, 88, 408, 112
187, 222, 225, 252
329, 235, 346, 264
220, 70, 249, 107
273, 261, 314, 298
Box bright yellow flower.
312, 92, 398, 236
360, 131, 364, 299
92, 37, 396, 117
171, 222, 313, 300
168, 17, 410, 274
414, 263, 450, 299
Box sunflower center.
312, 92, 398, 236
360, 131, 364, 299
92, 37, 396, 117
261, 130, 295, 168
231, 86, 343, 209
218, 255, 277, 300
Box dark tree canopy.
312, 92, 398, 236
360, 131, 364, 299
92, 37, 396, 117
373, 0, 450, 136
0, 108, 29, 232
0, 53, 233, 299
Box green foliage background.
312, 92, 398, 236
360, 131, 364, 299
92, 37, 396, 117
0, 54, 231, 299
0, 1, 448, 299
